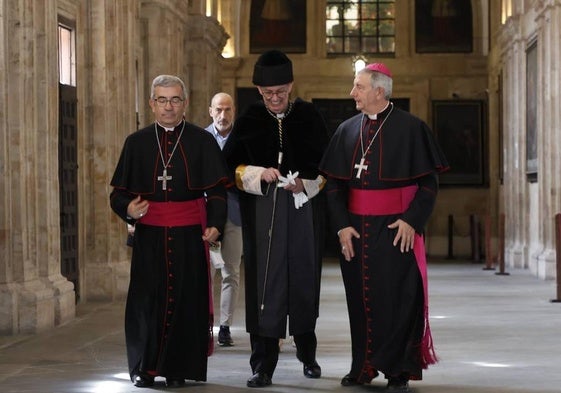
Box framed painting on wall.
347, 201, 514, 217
415, 0, 473, 53
250, 0, 307, 53
432, 100, 486, 186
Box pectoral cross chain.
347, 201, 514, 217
158, 168, 172, 190
354, 158, 368, 178
154, 121, 186, 192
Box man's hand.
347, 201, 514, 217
338, 226, 360, 262
261, 167, 281, 183
127, 195, 149, 219
387, 219, 415, 253
202, 227, 221, 244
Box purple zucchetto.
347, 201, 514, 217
365, 62, 392, 78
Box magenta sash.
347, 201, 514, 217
348, 186, 418, 216
137, 200, 203, 227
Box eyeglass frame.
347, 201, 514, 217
152, 96, 185, 107
259, 88, 290, 100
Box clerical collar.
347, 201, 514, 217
156, 120, 183, 132
266, 101, 292, 120
366, 101, 391, 120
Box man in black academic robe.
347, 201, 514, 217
110, 75, 229, 388
319, 63, 448, 392
223, 50, 328, 387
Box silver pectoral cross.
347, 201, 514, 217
158, 168, 172, 190
354, 158, 368, 178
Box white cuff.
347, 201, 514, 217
302, 175, 326, 199
238, 165, 266, 195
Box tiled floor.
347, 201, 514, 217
1, 258, 560, 393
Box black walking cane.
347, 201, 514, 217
260, 108, 290, 314
260, 151, 283, 314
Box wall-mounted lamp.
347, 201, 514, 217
352, 55, 368, 74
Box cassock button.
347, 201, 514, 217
168, 286, 173, 290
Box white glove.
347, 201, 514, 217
277, 171, 309, 209
209, 242, 225, 269
293, 192, 309, 209
277, 170, 299, 187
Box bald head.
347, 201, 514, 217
209, 93, 235, 137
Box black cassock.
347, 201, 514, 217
110, 121, 229, 382
224, 99, 328, 338
319, 104, 448, 382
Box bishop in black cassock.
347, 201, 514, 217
110, 75, 229, 387
320, 63, 448, 391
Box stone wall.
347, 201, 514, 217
493, 1, 561, 279
0, 0, 228, 334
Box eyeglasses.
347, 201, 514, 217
261, 89, 289, 100
153, 96, 184, 107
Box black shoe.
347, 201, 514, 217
387, 376, 410, 392
165, 378, 185, 388
303, 360, 322, 378
341, 373, 363, 386
247, 372, 272, 388
218, 325, 234, 346
132, 374, 154, 388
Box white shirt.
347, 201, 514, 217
208, 124, 231, 150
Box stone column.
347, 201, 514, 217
84, 0, 140, 300
218, 0, 241, 58
535, 2, 561, 279
0, 0, 75, 334
186, 14, 229, 126
138, 2, 190, 118
499, 16, 527, 268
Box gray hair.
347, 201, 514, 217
150, 75, 187, 100
359, 69, 393, 100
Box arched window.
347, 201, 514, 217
326, 1, 396, 55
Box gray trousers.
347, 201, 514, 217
210, 218, 243, 326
